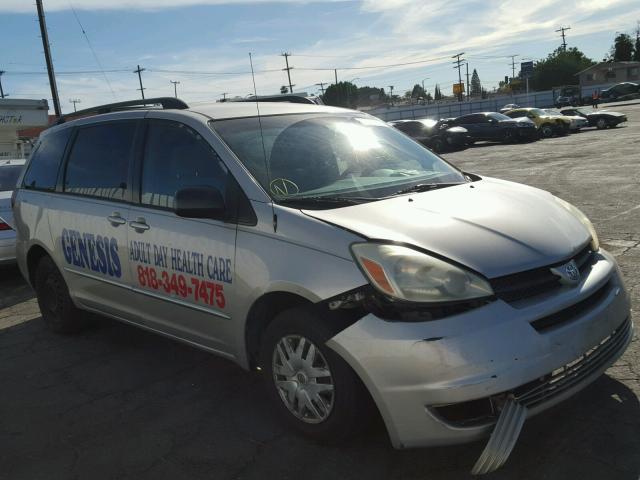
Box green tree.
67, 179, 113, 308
610, 33, 634, 61
280, 85, 289, 94
529, 47, 595, 91
355, 86, 386, 106
470, 69, 482, 96
411, 83, 426, 98
322, 81, 359, 108
434, 84, 442, 100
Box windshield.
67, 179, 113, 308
0, 165, 23, 191
544, 109, 561, 115
211, 114, 466, 202
488, 113, 511, 121
529, 108, 546, 116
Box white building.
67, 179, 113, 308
0, 98, 50, 159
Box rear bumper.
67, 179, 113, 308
327, 249, 632, 449
0, 235, 17, 265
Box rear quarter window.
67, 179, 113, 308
22, 127, 72, 191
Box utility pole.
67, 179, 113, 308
69, 98, 81, 112
281, 52, 294, 94
36, 0, 61, 117
221, 92, 228, 101
170, 80, 180, 98
387, 85, 394, 105
334, 69, 338, 84
0, 71, 5, 99
133, 64, 146, 100
556, 26, 571, 51
508, 55, 518, 81
465, 62, 470, 100
315, 82, 327, 95
452, 52, 465, 102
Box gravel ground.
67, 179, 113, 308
0, 103, 638, 480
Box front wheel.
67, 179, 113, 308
431, 137, 445, 153
34, 256, 86, 333
259, 306, 371, 442
540, 123, 554, 138
596, 118, 608, 129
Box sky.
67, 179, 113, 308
1, 0, 639, 114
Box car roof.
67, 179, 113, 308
188, 101, 351, 120
0, 158, 26, 166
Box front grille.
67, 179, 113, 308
530, 280, 612, 332
514, 317, 631, 408
490, 244, 594, 303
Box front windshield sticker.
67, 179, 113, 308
130, 240, 231, 310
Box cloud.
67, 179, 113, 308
0, 0, 344, 14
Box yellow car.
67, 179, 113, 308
504, 108, 572, 138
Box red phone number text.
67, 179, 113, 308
137, 266, 226, 309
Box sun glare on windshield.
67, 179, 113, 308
335, 122, 381, 151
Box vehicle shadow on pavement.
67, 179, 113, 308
0, 265, 34, 309
0, 314, 638, 480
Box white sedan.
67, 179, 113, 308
0, 159, 26, 264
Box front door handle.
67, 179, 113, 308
107, 212, 127, 226
129, 218, 150, 232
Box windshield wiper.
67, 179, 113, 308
391, 182, 465, 196
278, 196, 375, 207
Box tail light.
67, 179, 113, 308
0, 221, 12, 231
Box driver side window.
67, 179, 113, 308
141, 120, 229, 209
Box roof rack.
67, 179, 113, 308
56, 97, 189, 124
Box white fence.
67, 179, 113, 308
368, 91, 555, 122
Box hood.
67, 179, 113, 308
596, 110, 625, 117
445, 126, 468, 134
0, 191, 15, 229
513, 117, 535, 126
302, 178, 591, 279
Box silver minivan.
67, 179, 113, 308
13, 99, 632, 474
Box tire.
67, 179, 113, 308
596, 118, 607, 129
258, 306, 371, 443
540, 123, 554, 138
432, 138, 445, 153
34, 256, 86, 333
502, 129, 515, 143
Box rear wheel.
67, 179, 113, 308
259, 306, 371, 442
34, 256, 86, 333
596, 118, 607, 129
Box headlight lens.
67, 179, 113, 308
554, 196, 599, 250
350, 243, 493, 303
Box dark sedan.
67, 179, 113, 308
449, 112, 538, 143
559, 107, 627, 129
389, 119, 469, 153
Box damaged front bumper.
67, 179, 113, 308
326, 249, 632, 452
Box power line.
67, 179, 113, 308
556, 26, 571, 50
170, 80, 180, 98
68, 2, 117, 100
315, 82, 327, 95
133, 64, 146, 100
281, 52, 294, 93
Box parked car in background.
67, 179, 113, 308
559, 107, 628, 129
499, 103, 520, 113
554, 96, 577, 108
543, 109, 588, 132
600, 82, 639, 102
389, 119, 469, 153
449, 112, 538, 143
503, 107, 571, 138
0, 159, 26, 265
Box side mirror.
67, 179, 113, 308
175, 186, 225, 220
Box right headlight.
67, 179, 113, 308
350, 243, 493, 303
553, 196, 599, 251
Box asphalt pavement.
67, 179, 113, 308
0, 103, 638, 480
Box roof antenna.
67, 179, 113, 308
248, 52, 277, 232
